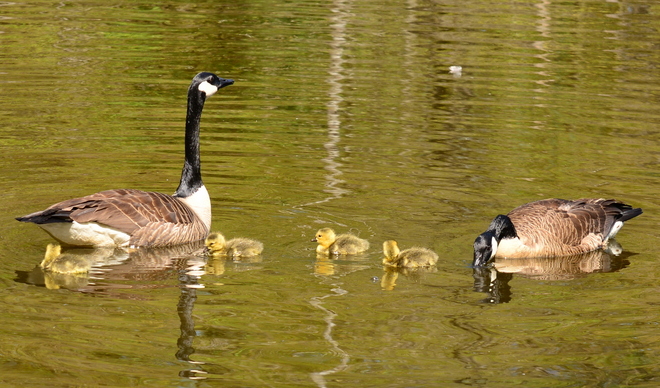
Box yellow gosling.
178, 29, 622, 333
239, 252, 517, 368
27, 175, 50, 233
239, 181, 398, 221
382, 240, 438, 268
205, 232, 263, 259
311, 227, 369, 255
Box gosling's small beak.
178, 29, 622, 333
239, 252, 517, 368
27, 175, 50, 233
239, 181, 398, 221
311, 238, 317, 242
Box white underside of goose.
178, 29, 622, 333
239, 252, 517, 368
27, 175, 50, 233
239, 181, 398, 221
493, 237, 527, 258
495, 231, 615, 259
40, 221, 131, 247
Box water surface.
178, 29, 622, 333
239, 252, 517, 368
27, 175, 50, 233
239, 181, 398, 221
1, 0, 660, 386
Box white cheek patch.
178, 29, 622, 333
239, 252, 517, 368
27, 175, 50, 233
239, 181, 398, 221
198, 80, 218, 97
490, 236, 498, 259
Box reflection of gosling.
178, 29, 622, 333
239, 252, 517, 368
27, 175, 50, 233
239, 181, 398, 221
382, 240, 438, 268
40, 243, 92, 274
205, 232, 263, 259
312, 228, 369, 255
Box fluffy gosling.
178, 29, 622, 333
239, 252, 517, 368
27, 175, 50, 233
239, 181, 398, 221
382, 240, 438, 268
311, 227, 369, 255
205, 232, 263, 259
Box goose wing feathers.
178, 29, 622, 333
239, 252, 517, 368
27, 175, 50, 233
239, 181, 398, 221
508, 198, 640, 249
17, 189, 207, 246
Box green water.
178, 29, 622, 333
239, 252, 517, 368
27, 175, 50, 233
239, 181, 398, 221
1, 0, 660, 386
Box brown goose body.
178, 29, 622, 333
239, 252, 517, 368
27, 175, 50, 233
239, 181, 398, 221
20, 189, 210, 247
473, 198, 642, 266
382, 240, 438, 268
16, 73, 234, 248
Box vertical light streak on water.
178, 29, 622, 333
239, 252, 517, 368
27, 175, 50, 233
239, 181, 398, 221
401, 0, 418, 124
308, 5, 353, 387
533, 0, 554, 95
309, 286, 350, 388
303, 0, 351, 208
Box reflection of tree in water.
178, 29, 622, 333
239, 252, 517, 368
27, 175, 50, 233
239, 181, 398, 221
472, 246, 633, 304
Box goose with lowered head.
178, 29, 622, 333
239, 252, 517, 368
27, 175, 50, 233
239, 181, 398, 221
16, 72, 234, 248
472, 198, 642, 267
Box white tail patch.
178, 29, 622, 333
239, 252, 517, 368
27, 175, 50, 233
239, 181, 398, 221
39, 221, 131, 247
198, 81, 218, 97
606, 221, 624, 241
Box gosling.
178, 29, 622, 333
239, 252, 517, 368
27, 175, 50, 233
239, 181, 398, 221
205, 232, 263, 259
312, 227, 369, 255
382, 240, 438, 268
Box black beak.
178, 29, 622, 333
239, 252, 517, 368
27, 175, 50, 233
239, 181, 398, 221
216, 78, 235, 89
311, 238, 317, 242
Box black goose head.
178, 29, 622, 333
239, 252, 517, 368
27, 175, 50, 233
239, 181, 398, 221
191, 72, 235, 99
472, 215, 518, 267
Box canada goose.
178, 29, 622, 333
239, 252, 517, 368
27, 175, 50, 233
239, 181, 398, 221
382, 240, 438, 268
16, 72, 234, 247
311, 227, 369, 255
472, 198, 642, 267
205, 232, 263, 259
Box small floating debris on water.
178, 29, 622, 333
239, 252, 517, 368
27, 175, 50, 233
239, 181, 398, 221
449, 65, 462, 78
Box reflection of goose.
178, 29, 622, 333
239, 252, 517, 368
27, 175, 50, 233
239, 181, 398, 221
311, 228, 369, 255
473, 198, 642, 266
492, 244, 629, 280
16, 73, 234, 248
17, 241, 205, 292
382, 240, 438, 268
205, 232, 263, 259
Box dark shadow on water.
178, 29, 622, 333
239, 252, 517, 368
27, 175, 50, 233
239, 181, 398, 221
472, 242, 634, 304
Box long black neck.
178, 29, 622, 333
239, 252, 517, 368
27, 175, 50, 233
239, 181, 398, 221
174, 86, 206, 198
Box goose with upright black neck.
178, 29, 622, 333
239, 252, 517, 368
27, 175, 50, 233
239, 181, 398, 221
16, 72, 234, 247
